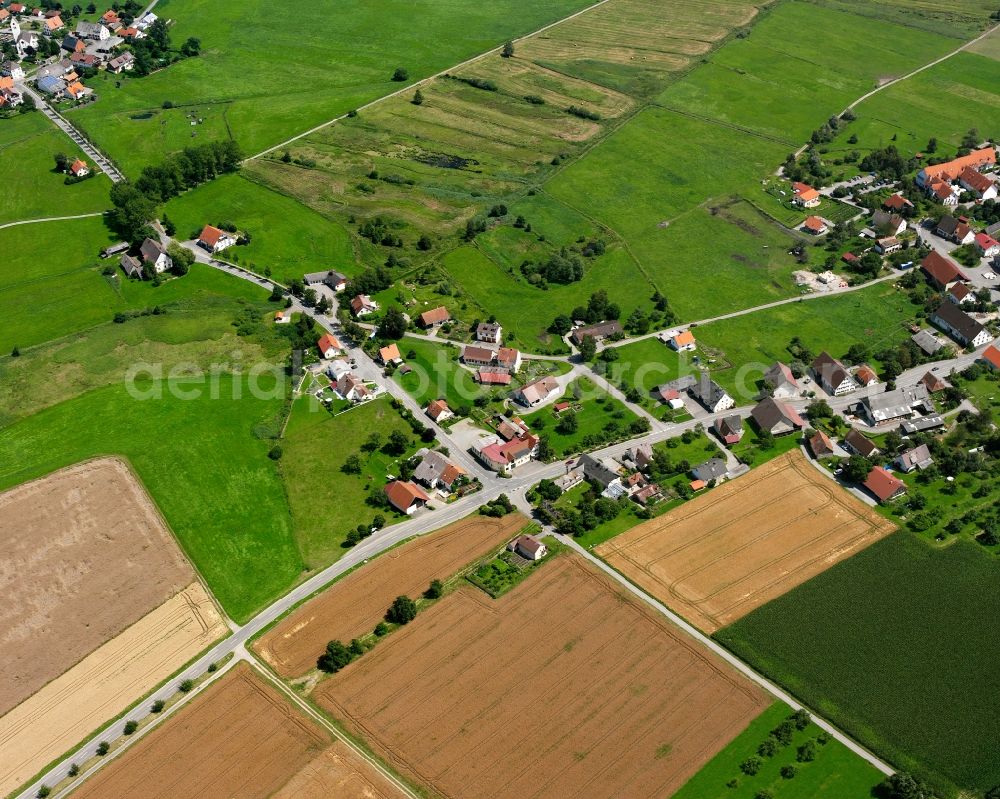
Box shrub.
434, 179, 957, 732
740, 756, 762, 775
386, 595, 417, 624
374, 621, 389, 637
123, 720, 138, 735
68, 764, 79, 777
151, 699, 165, 713
178, 678, 194, 693
268, 445, 283, 460
36, 787, 51, 798
96, 741, 110, 756
781, 764, 798, 779
424, 579, 443, 599
392, 67, 408, 81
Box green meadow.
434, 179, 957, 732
718, 534, 1000, 796
165, 173, 356, 282
0, 375, 302, 623
67, 0, 593, 174
0, 112, 111, 224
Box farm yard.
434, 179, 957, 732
69, 663, 331, 799
67, 0, 596, 175
0, 113, 110, 225
255, 512, 528, 677
0, 459, 226, 797
717, 534, 1000, 796
597, 451, 897, 633
313, 555, 769, 799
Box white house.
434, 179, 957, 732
508, 534, 547, 561
1, 61, 26, 80
316, 333, 342, 359
139, 238, 172, 273
198, 224, 237, 253
667, 329, 696, 352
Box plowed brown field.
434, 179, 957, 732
272, 740, 408, 799
314, 555, 767, 799
256, 513, 527, 677
597, 450, 897, 633
71, 663, 328, 799
0, 458, 195, 715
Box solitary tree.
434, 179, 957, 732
95, 741, 110, 756
412, 88, 424, 105
501, 40, 515, 58
386, 595, 417, 624
392, 67, 409, 81
54, 152, 69, 172
385, 429, 409, 455
378, 307, 408, 340
577, 335, 597, 361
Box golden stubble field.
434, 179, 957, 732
597, 450, 897, 633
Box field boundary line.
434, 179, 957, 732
558, 535, 896, 776
0, 212, 106, 231
242, 651, 421, 799
246, 0, 615, 160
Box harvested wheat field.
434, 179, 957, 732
71, 663, 329, 799
597, 450, 897, 633
256, 512, 528, 677
0, 458, 195, 715
0, 582, 226, 798
314, 555, 767, 799
272, 739, 408, 799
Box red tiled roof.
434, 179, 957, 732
426, 399, 450, 420
199, 224, 225, 247
920, 147, 996, 183
864, 467, 906, 503
804, 216, 825, 232
384, 480, 430, 512
317, 333, 340, 353
975, 232, 999, 251
921, 251, 967, 287
418, 306, 450, 326
883, 194, 912, 210
982, 344, 1000, 370
477, 370, 511, 385
379, 343, 400, 362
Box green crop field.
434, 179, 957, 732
813, 0, 997, 39
0, 374, 301, 622
0, 112, 111, 224
673, 702, 883, 799
717, 534, 1000, 795
0, 269, 282, 426
66, 0, 594, 174
279, 395, 423, 565
165, 174, 356, 283
693, 282, 918, 400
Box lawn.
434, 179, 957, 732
716, 534, 1000, 795
521, 376, 642, 458
279, 395, 424, 565
66, 0, 594, 174
164, 173, 356, 283
554, 482, 674, 550
0, 268, 282, 426
0, 111, 111, 224
392, 338, 481, 411
0, 375, 301, 623
672, 702, 884, 799
693, 282, 918, 401
466, 535, 560, 598
0, 212, 272, 353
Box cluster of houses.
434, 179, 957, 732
0, 61, 24, 107
316, 333, 375, 404
475, 415, 539, 474
915, 146, 997, 205
654, 373, 735, 415
933, 214, 1000, 258
461, 344, 522, 384
119, 237, 171, 279
920, 251, 995, 348
382, 445, 472, 515
573, 451, 666, 505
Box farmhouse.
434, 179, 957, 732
0, 84, 21, 107
668, 329, 696, 352
412, 449, 464, 491
691, 458, 727, 484
860, 385, 932, 426
477, 370, 511, 385
713, 414, 744, 446
378, 343, 401, 365
974, 232, 1000, 257
384, 481, 430, 515
883, 193, 913, 212
494, 416, 531, 442
920, 251, 967, 290
139, 238, 171, 273
570, 320, 622, 346
948, 282, 974, 305
495, 347, 521, 373
119, 253, 142, 279
900, 416, 945, 434
476, 321, 502, 344
844, 428, 880, 458
425, 399, 453, 423
916, 147, 996, 187
958, 167, 997, 200
854, 364, 878, 387
514, 376, 559, 407
303, 270, 348, 291
61, 34, 86, 53
336, 373, 370, 402
43, 15, 63, 32
75, 20, 109, 40
875, 237, 901, 255
579, 453, 620, 489
811, 352, 857, 396
508, 534, 547, 561
1, 61, 25, 80
792, 181, 821, 208
808, 430, 834, 459
107, 52, 134, 73
919, 371, 947, 393
863, 466, 907, 504
65, 80, 93, 101
896, 444, 933, 473
317, 333, 342, 359
763, 361, 800, 398
462, 345, 520, 373
930, 301, 993, 348
934, 215, 972, 244
871, 210, 907, 237
462, 345, 494, 369
350, 294, 378, 317
197, 225, 237, 253
751, 397, 804, 436
803, 215, 827, 235
68, 158, 90, 177
476, 434, 538, 474
418, 306, 450, 328
689, 375, 734, 413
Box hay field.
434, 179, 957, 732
314, 556, 768, 799
70, 663, 328, 799
256, 513, 528, 677
272, 740, 408, 799
0, 582, 226, 798
598, 451, 896, 633
0, 458, 195, 714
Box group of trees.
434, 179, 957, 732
520, 250, 585, 286
317, 594, 421, 673
549, 290, 623, 336
479, 494, 515, 517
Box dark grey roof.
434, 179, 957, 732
935, 215, 959, 236
911, 329, 943, 355
862, 385, 931, 424
689, 375, 731, 410
715, 415, 742, 437
931, 301, 986, 345
571, 320, 622, 344
119, 253, 142, 278
580, 454, 619, 488
691, 458, 727, 482
657, 375, 696, 394
412, 450, 452, 487
900, 416, 944, 434
751, 396, 802, 432
844, 428, 879, 457
139, 237, 165, 263
897, 444, 933, 470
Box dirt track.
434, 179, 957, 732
0, 582, 226, 798
272, 740, 407, 799
256, 513, 527, 677
314, 555, 767, 799
71, 663, 329, 799
0, 458, 194, 715
597, 450, 897, 633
